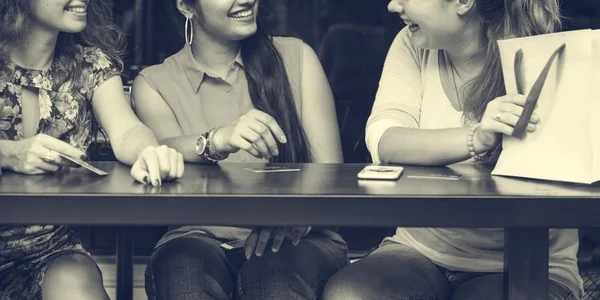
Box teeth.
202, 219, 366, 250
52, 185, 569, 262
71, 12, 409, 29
66, 7, 86, 13
231, 9, 252, 19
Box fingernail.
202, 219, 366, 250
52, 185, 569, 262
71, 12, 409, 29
280, 135, 287, 144
532, 114, 539, 121
143, 176, 149, 184
293, 232, 302, 245
153, 179, 160, 186
274, 150, 279, 156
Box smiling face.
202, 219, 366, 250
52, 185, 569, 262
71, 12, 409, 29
387, 0, 464, 49
30, 0, 88, 34
182, 0, 259, 42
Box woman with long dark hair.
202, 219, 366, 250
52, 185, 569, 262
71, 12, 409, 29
132, 0, 347, 299
0, 0, 184, 299
323, 0, 582, 299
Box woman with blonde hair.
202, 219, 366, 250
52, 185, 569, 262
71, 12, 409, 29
324, 0, 582, 299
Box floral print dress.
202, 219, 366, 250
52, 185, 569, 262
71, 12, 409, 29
0, 46, 119, 300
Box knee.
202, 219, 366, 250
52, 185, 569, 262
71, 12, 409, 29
238, 250, 315, 298
147, 237, 232, 290
150, 238, 223, 271
42, 253, 106, 298
322, 268, 368, 300
146, 238, 234, 300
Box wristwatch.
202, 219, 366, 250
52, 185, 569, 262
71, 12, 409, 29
196, 128, 229, 163
195, 132, 209, 157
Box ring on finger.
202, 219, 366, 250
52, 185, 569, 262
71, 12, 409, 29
495, 111, 503, 122
43, 149, 55, 162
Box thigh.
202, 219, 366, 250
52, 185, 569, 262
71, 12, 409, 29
145, 236, 238, 300
0, 248, 91, 300
323, 243, 452, 300
450, 274, 577, 300
42, 252, 108, 300
238, 233, 348, 300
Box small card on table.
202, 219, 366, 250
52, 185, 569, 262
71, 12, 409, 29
244, 166, 301, 173
57, 153, 109, 176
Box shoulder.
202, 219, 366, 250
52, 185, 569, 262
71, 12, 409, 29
139, 48, 186, 83
272, 36, 305, 49
75, 46, 117, 71
271, 36, 318, 64
387, 27, 433, 70
271, 36, 308, 59
390, 28, 419, 57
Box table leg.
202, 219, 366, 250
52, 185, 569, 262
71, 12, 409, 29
116, 227, 134, 300
504, 228, 549, 300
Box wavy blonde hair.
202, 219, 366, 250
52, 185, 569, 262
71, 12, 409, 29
461, 0, 561, 160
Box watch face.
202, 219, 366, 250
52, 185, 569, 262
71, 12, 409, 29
196, 136, 208, 156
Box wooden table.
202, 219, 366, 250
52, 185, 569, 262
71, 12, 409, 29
1, 162, 600, 300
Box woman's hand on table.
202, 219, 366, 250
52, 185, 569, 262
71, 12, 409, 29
213, 109, 287, 160
0, 134, 87, 174
244, 226, 311, 259
475, 94, 540, 152
130, 145, 184, 186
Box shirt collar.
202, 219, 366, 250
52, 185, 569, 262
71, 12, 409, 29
179, 46, 245, 93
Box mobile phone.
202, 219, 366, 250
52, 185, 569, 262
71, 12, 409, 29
357, 166, 404, 180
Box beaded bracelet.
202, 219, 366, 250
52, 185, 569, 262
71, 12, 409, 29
467, 123, 489, 162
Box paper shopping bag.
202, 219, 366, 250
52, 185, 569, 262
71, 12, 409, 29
491, 29, 600, 184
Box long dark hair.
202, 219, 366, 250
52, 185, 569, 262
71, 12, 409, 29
462, 0, 561, 121
461, 0, 561, 160
168, 0, 311, 163
0, 0, 124, 147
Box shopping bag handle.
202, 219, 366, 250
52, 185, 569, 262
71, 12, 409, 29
512, 43, 566, 138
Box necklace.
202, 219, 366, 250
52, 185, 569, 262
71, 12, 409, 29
449, 59, 462, 111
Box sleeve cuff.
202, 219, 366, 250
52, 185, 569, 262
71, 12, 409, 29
366, 120, 407, 164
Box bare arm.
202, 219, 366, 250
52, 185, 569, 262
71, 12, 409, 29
370, 30, 535, 166
378, 127, 478, 165
300, 42, 343, 163
367, 29, 483, 166
131, 75, 212, 163
92, 76, 159, 165
93, 76, 184, 184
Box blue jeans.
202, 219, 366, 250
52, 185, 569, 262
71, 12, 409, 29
145, 232, 348, 300
323, 243, 577, 300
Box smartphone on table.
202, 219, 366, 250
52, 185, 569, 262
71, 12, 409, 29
357, 166, 404, 180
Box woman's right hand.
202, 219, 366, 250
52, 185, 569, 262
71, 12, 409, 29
0, 134, 87, 175
475, 94, 540, 152
213, 109, 288, 159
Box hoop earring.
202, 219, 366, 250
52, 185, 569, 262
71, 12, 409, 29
185, 17, 194, 46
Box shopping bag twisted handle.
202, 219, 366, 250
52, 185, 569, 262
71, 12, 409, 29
512, 43, 566, 138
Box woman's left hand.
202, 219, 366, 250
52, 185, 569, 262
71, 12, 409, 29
130, 145, 184, 186
244, 226, 310, 260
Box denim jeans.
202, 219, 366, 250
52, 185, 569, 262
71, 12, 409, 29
145, 232, 348, 300
323, 243, 577, 300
